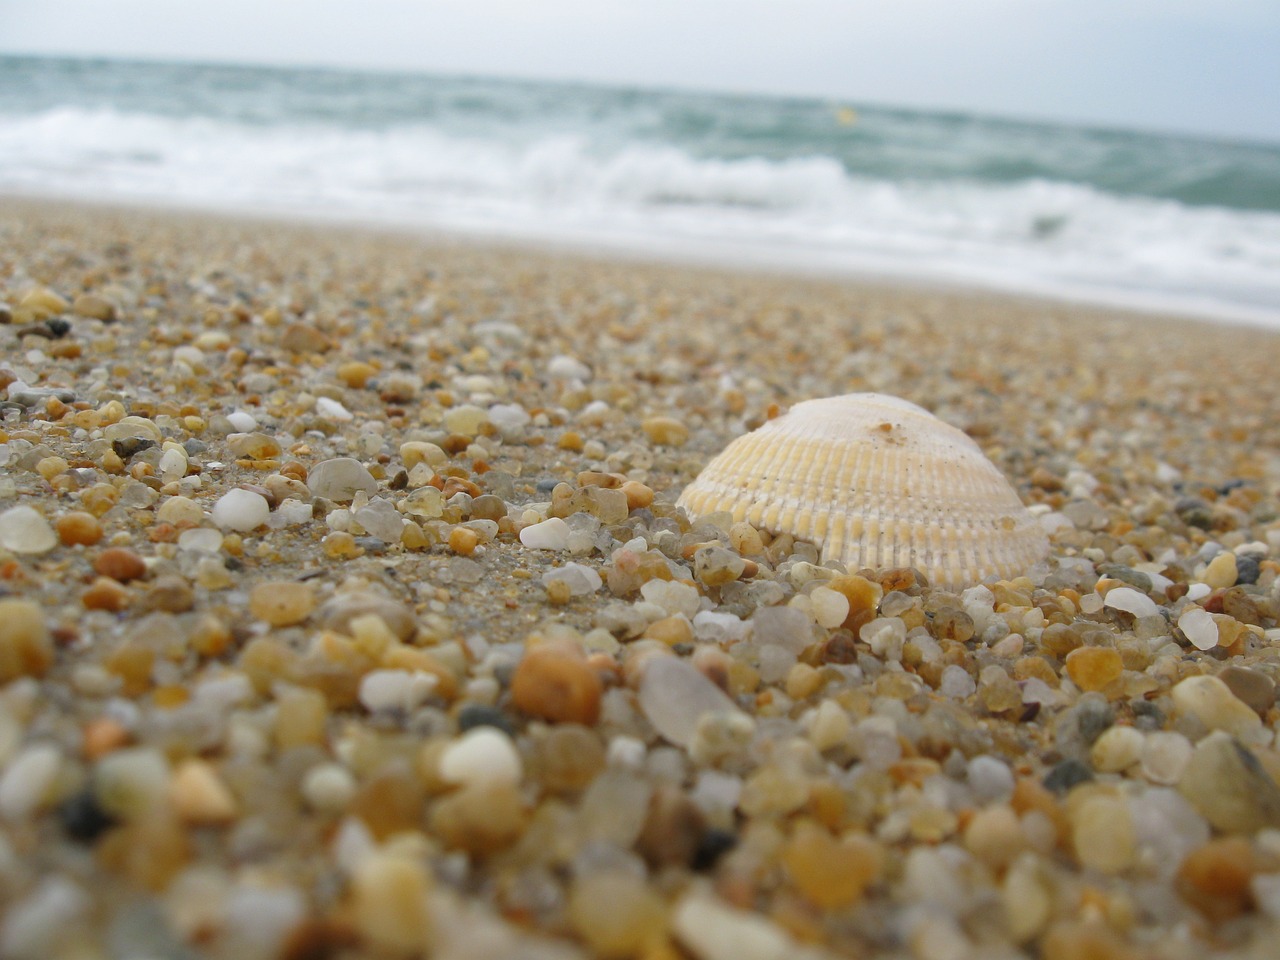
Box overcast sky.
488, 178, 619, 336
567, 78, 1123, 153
1, 0, 1277, 143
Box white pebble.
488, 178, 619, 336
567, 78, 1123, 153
487, 403, 531, 438
438, 727, 523, 789
0, 744, 61, 819
225, 410, 258, 431
519, 516, 570, 550
939, 664, 976, 699
307, 457, 378, 501
0, 505, 57, 555
967, 755, 1015, 801
0, 877, 89, 959
1178, 607, 1219, 650
211, 488, 270, 532
1103, 586, 1159, 618
301, 763, 358, 813
541, 562, 603, 596
358, 670, 438, 713
547, 354, 592, 380
315, 396, 353, 421
1091, 725, 1145, 773
640, 579, 701, 619
809, 586, 850, 629
353, 497, 404, 542
692, 610, 749, 644
177, 527, 224, 553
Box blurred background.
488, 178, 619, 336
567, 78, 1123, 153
1, 0, 1277, 323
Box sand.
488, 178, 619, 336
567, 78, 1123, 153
3, 197, 1280, 959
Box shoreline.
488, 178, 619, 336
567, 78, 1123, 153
4, 190, 1277, 332
3, 198, 1280, 959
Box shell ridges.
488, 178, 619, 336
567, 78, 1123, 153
677, 393, 1048, 590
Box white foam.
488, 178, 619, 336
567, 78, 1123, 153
2, 106, 1278, 326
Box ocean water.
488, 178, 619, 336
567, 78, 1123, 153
2, 55, 1279, 324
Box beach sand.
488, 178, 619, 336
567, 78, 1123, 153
3, 197, 1280, 959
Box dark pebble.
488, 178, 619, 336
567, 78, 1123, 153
535, 478, 559, 495
1174, 497, 1213, 530
1130, 698, 1166, 731
692, 828, 738, 871
58, 788, 116, 843
45, 317, 71, 338
353, 537, 388, 554
1097, 564, 1153, 594
1043, 758, 1094, 794
1075, 695, 1114, 745
182, 438, 208, 455
456, 703, 516, 736
1236, 555, 1261, 585
112, 437, 155, 461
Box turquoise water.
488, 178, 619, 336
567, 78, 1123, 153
3, 55, 1279, 323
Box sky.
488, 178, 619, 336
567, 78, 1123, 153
0, 0, 1277, 143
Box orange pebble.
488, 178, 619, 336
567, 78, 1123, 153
56, 511, 103, 546
82, 716, 131, 760
511, 641, 602, 725
94, 546, 147, 583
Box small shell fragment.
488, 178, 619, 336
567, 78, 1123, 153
677, 393, 1047, 590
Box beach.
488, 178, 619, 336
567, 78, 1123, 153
3, 196, 1280, 959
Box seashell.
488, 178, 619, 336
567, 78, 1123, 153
677, 393, 1048, 590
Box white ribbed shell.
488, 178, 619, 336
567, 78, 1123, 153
677, 393, 1048, 590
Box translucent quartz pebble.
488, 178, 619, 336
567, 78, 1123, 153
639, 656, 742, 748
1103, 587, 1159, 619
353, 498, 403, 542
307, 457, 378, 501
541, 562, 603, 597
0, 505, 57, 555
1178, 607, 1219, 650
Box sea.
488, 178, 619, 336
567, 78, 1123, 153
2, 55, 1279, 325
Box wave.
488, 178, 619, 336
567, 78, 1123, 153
2, 106, 1278, 324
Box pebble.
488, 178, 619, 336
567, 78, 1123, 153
1178, 606, 1220, 650
306, 457, 378, 501
1178, 732, 1280, 832
353, 497, 404, 542
351, 851, 433, 953
781, 820, 884, 908
568, 870, 666, 958
639, 655, 742, 748
1102, 586, 1160, 618
168, 759, 237, 824
1203, 551, 1238, 589
300, 763, 357, 813
93, 546, 147, 582
0, 743, 61, 819
1140, 730, 1193, 785
0, 599, 54, 682
72, 293, 117, 321
1218, 666, 1276, 714
1170, 675, 1262, 737
211, 488, 271, 531
642, 416, 690, 446
358, 669, 439, 713
0, 877, 89, 960
438, 727, 523, 789
1064, 646, 1123, 692
0, 504, 57, 554
1071, 793, 1135, 873
55, 510, 103, 546
541, 562, 603, 597
1090, 724, 1145, 773
248, 580, 316, 626
510, 641, 602, 725
673, 891, 815, 960
519, 516, 571, 550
